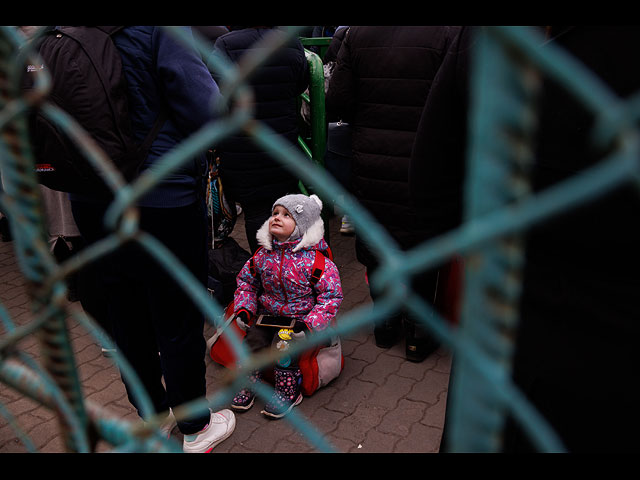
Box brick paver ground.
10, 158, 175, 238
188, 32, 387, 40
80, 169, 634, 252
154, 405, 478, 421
0, 211, 450, 453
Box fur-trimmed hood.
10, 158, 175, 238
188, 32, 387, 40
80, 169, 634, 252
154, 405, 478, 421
256, 216, 325, 253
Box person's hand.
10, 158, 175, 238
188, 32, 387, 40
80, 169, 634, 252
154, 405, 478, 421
235, 310, 250, 331
291, 330, 306, 340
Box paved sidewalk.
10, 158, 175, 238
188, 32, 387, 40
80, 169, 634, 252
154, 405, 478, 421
0, 212, 450, 453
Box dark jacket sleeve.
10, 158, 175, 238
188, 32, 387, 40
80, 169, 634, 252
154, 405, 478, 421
408, 26, 476, 240
154, 26, 221, 135
323, 26, 348, 64
325, 28, 356, 123
295, 44, 311, 95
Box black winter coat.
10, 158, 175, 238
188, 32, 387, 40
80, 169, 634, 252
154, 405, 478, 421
408, 27, 472, 241
411, 26, 640, 453
510, 25, 640, 452
325, 26, 460, 252
212, 28, 309, 207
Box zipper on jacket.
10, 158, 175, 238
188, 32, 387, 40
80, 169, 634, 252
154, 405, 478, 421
278, 247, 288, 315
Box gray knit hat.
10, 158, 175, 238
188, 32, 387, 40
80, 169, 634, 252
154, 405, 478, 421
272, 194, 323, 240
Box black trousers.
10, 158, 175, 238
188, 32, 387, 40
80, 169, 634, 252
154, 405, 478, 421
355, 235, 440, 337
71, 200, 210, 434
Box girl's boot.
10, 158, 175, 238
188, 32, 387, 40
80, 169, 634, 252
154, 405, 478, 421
231, 370, 261, 411
261, 367, 303, 418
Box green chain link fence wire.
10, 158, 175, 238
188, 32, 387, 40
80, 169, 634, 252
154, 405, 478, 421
1, 25, 634, 453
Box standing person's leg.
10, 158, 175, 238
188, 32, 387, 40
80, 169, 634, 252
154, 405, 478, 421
395, 229, 442, 362
0, 172, 11, 242
140, 201, 211, 433
241, 202, 273, 254
69, 201, 114, 344
103, 243, 170, 415
355, 236, 403, 348
139, 201, 235, 453
73, 200, 234, 450
71, 201, 171, 415
77, 252, 114, 349
404, 267, 441, 362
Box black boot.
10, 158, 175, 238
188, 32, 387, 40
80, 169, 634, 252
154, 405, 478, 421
373, 315, 402, 348
404, 318, 439, 363
0, 216, 12, 242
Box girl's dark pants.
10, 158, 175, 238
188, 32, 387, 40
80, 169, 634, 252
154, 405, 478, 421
244, 320, 308, 368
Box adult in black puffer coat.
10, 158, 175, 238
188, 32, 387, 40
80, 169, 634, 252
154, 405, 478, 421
412, 26, 640, 453
325, 26, 460, 362
213, 27, 309, 253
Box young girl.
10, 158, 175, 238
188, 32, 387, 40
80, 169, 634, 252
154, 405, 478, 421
230, 193, 343, 418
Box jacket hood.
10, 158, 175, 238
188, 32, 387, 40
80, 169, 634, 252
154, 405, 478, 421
256, 216, 325, 252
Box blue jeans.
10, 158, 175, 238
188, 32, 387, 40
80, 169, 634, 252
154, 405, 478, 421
71, 200, 210, 434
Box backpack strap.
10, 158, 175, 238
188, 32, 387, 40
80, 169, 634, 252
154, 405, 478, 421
249, 246, 263, 277
95, 26, 126, 36
309, 250, 326, 287
94, 26, 168, 173
324, 245, 334, 262
136, 110, 168, 157
95, 26, 169, 163
310, 245, 332, 286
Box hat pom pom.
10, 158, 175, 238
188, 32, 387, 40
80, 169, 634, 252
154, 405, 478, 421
310, 194, 323, 210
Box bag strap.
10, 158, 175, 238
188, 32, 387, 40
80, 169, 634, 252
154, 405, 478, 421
94, 26, 125, 36
97, 26, 168, 156
309, 250, 326, 286
136, 109, 167, 156
324, 245, 334, 262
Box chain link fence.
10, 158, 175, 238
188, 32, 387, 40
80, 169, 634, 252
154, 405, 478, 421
1, 25, 633, 453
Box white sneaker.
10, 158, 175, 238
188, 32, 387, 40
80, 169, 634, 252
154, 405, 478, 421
101, 347, 117, 357
340, 215, 354, 234
142, 409, 177, 438
160, 409, 177, 438
183, 409, 235, 453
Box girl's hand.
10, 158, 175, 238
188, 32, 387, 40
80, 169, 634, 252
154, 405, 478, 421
234, 310, 251, 331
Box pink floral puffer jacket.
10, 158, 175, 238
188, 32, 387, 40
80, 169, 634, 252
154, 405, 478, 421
234, 217, 343, 331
